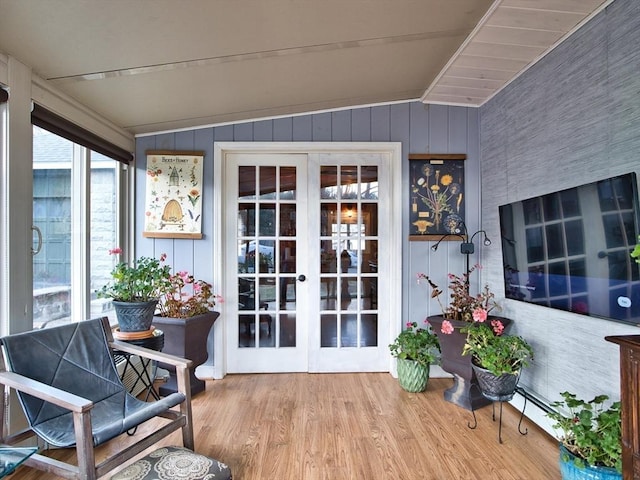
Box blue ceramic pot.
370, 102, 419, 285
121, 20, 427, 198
558, 445, 621, 480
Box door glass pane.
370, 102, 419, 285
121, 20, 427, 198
238, 277, 256, 347
259, 166, 277, 199
259, 204, 276, 236
363, 240, 378, 309
361, 166, 378, 199
280, 313, 296, 347
280, 167, 296, 200
321, 314, 337, 347
280, 205, 296, 236
279, 240, 296, 309
238, 203, 255, 237
341, 165, 358, 199
320, 166, 337, 199
239, 166, 256, 200
362, 204, 378, 236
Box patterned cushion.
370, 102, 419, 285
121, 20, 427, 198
111, 446, 232, 480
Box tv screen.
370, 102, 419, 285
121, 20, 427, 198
499, 173, 640, 325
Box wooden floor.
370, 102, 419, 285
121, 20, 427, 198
10, 374, 561, 480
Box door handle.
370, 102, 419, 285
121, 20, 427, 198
297, 274, 306, 282
31, 225, 43, 256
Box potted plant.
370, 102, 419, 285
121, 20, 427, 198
419, 264, 509, 410
389, 321, 440, 392
461, 318, 533, 401
153, 269, 221, 396
98, 248, 171, 332
547, 391, 622, 479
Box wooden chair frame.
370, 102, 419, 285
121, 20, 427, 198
0, 317, 195, 480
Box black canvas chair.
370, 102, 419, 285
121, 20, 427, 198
0, 317, 195, 480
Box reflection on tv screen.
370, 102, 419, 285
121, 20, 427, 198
499, 172, 640, 325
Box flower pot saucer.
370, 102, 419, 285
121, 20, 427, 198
113, 325, 156, 340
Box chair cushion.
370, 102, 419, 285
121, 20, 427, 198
111, 446, 232, 480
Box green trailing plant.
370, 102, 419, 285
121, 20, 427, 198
461, 321, 533, 376
389, 321, 440, 367
98, 251, 171, 302
547, 391, 622, 472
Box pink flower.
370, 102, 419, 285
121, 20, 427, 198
108, 247, 122, 255
441, 320, 454, 334
406, 322, 413, 328
491, 319, 504, 335
472, 308, 488, 323
160, 253, 167, 262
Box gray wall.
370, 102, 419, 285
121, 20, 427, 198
135, 103, 483, 370
480, 0, 640, 404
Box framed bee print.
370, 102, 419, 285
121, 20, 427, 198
143, 150, 205, 239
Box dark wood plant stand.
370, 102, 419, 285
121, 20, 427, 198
152, 311, 219, 397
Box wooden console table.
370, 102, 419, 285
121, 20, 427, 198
605, 334, 640, 480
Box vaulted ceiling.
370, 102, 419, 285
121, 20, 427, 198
0, 0, 611, 135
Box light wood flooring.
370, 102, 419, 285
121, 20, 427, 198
9, 374, 561, 480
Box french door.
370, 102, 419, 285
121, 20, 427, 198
220, 143, 401, 374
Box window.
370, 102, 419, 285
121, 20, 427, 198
33, 126, 124, 328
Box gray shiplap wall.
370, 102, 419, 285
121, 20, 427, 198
135, 103, 482, 371
480, 0, 640, 405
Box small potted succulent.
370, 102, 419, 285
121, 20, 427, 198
547, 391, 621, 479
389, 321, 440, 393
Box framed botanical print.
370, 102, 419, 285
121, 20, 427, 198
143, 150, 205, 239
408, 154, 466, 240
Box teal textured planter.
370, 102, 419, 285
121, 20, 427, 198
559, 445, 621, 480
397, 358, 429, 393
112, 299, 158, 332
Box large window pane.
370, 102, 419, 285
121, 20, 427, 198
33, 126, 121, 328
33, 127, 72, 328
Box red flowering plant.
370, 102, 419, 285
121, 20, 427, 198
418, 264, 500, 336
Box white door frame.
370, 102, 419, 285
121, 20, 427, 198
211, 142, 402, 379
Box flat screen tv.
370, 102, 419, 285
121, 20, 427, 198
499, 172, 640, 325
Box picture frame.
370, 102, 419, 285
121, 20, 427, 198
408, 154, 466, 241
143, 150, 205, 239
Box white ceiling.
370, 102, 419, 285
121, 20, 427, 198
0, 0, 611, 136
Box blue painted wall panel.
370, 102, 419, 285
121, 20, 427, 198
136, 100, 480, 373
